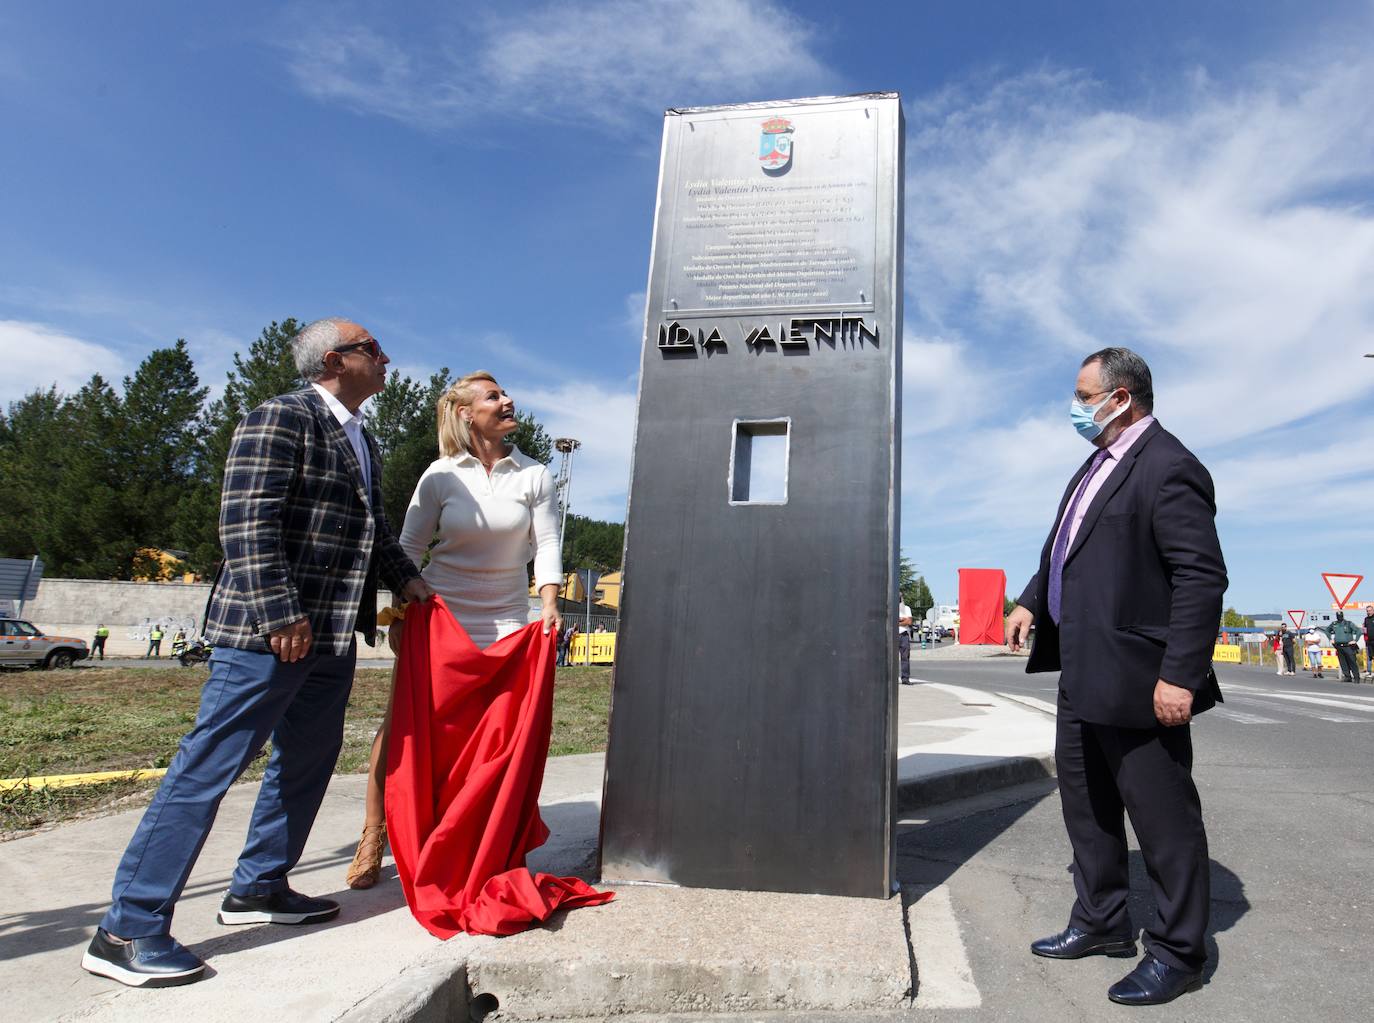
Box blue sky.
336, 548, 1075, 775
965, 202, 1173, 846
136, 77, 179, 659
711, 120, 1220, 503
3, 1, 1372, 614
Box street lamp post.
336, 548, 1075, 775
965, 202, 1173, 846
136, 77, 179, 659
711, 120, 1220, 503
553, 438, 580, 550
554, 438, 581, 661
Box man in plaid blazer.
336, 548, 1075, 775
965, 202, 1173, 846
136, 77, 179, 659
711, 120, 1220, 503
85, 318, 432, 988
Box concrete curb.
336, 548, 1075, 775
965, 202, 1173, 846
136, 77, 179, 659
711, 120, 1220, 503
335, 955, 473, 1023
896, 754, 1057, 814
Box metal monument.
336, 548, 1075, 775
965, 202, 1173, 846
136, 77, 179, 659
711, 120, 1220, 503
600, 93, 904, 898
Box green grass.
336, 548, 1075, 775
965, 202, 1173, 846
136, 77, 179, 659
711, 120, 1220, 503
0, 663, 612, 834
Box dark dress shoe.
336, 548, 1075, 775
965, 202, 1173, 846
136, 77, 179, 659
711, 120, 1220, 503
218, 888, 340, 926
81, 928, 205, 987
1031, 925, 1137, 959
1108, 953, 1202, 1005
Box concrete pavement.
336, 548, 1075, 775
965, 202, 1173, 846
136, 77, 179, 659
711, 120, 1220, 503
0, 675, 1053, 1022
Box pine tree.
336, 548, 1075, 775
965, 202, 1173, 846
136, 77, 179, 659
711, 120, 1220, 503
563, 514, 625, 572
511, 411, 552, 465
48, 375, 127, 577
115, 342, 208, 577
899, 555, 934, 617
368, 368, 450, 533
0, 388, 66, 564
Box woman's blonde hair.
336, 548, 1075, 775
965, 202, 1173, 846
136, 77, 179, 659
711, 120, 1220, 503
437, 371, 499, 457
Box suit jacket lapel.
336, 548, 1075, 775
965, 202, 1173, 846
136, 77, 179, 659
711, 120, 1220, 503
307, 389, 372, 507
1042, 452, 1100, 566
1065, 420, 1162, 563
361, 428, 384, 509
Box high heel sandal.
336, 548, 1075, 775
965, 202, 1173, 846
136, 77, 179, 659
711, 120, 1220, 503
345, 823, 387, 890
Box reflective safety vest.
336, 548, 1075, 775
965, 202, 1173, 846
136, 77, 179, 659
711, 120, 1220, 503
150, 629, 164, 640
95, 627, 109, 638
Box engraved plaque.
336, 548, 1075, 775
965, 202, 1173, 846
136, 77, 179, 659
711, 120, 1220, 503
663, 105, 879, 315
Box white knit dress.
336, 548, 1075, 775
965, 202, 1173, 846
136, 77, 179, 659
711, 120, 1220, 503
398, 447, 562, 648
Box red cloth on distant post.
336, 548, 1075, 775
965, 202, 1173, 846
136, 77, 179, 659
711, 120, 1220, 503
957, 568, 1007, 646
385, 597, 614, 939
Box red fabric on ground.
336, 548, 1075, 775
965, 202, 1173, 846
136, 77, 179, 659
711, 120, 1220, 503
957, 568, 1007, 646
385, 597, 614, 938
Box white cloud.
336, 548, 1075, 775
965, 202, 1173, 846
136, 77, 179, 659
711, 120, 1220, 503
278, 0, 834, 133
901, 333, 999, 437
516, 377, 637, 522
900, 56, 1374, 600
623, 291, 647, 340
0, 321, 130, 406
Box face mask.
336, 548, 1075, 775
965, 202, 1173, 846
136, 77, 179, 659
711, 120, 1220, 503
1070, 391, 1130, 441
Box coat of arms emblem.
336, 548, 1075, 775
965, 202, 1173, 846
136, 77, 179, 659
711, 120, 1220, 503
758, 116, 794, 176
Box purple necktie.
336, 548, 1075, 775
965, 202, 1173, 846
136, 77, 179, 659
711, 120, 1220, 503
1047, 448, 1111, 625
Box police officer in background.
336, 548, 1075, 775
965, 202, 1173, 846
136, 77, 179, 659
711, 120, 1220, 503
1329, 611, 1361, 684
1363, 606, 1374, 681
93, 624, 109, 660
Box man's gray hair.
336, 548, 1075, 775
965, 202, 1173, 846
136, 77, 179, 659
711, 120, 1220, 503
1082, 346, 1154, 414
292, 317, 351, 382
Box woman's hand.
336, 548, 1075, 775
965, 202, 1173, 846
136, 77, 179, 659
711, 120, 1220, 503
539, 583, 562, 635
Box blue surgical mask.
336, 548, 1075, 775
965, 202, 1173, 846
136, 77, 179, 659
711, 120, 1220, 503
1070, 392, 1130, 441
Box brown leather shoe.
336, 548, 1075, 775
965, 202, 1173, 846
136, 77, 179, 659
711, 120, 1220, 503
345, 823, 387, 890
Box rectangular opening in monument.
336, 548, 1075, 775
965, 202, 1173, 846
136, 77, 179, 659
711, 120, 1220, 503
729, 420, 789, 505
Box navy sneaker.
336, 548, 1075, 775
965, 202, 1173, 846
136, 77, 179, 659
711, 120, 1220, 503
217, 888, 340, 926
81, 928, 206, 987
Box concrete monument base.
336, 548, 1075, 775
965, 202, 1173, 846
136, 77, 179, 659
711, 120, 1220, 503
465, 884, 913, 1019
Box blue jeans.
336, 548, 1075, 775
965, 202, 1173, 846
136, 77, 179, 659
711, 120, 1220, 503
101, 642, 356, 938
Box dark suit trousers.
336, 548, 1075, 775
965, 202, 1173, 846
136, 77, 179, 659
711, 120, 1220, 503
1335, 644, 1360, 680
1056, 688, 1210, 972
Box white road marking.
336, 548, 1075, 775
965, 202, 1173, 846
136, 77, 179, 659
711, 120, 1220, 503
1224, 696, 1365, 724
1243, 692, 1374, 714
907, 884, 981, 1008
1209, 707, 1283, 725
1279, 688, 1374, 704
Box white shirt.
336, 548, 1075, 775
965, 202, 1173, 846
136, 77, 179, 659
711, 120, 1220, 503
399, 447, 563, 589
311, 382, 371, 498
899, 602, 913, 635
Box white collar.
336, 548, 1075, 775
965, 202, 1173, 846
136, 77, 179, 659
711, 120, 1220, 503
454, 445, 522, 470
311, 382, 365, 430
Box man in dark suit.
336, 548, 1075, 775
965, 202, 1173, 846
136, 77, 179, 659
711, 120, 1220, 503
83, 318, 432, 988
1006, 347, 1226, 1007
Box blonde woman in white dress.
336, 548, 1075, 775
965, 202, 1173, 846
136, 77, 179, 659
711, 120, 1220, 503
345, 371, 563, 888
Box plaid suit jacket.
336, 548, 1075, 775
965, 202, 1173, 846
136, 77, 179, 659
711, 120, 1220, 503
204, 388, 421, 655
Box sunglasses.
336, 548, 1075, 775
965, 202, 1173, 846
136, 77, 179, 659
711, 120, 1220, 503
332, 338, 384, 359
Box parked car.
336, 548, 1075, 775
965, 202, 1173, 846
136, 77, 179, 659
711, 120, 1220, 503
0, 618, 89, 669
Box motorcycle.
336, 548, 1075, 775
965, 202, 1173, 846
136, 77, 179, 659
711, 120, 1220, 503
178, 638, 213, 667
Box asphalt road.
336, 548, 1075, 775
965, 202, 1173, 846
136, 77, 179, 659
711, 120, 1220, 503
895, 657, 1374, 1021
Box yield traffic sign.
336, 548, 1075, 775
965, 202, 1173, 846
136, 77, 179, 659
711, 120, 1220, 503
1321, 573, 1364, 609
1286, 609, 1306, 629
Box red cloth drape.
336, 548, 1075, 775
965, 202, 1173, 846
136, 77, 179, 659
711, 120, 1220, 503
385, 597, 614, 938
957, 568, 1007, 646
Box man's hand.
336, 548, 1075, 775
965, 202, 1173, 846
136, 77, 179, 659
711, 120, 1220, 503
1154, 679, 1193, 726
1005, 605, 1034, 652
401, 577, 434, 604
270, 617, 313, 662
